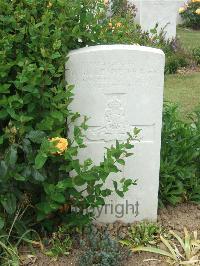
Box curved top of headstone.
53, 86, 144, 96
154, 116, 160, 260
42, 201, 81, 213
68, 44, 165, 57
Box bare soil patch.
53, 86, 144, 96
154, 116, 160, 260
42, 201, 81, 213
20, 203, 200, 266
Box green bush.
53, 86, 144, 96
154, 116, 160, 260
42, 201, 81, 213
165, 55, 181, 74
111, 0, 136, 18
79, 226, 129, 266
193, 47, 200, 64
165, 52, 189, 74
179, 0, 200, 29
120, 222, 162, 248
159, 103, 200, 206
0, 0, 192, 241
45, 226, 72, 259
0, 0, 139, 236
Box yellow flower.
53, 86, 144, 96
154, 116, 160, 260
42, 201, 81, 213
108, 22, 112, 28
116, 22, 122, 28
47, 2, 52, 8
49, 137, 68, 154
195, 8, 200, 15
192, 0, 200, 2
179, 7, 186, 13
104, 0, 109, 5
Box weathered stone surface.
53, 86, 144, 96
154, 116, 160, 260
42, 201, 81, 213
140, 0, 178, 39
129, 0, 180, 39
65, 45, 165, 223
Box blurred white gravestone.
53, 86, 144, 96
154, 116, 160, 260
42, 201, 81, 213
128, 0, 179, 39
65, 45, 165, 223
177, 0, 187, 24
128, 0, 141, 23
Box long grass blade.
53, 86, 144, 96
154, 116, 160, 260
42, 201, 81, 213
15, 229, 43, 250
170, 230, 185, 251
184, 228, 191, 260
132, 246, 176, 260
0, 241, 15, 257
180, 260, 200, 265
160, 235, 178, 261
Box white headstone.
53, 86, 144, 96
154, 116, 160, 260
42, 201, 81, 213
177, 0, 187, 24
140, 0, 179, 39
128, 0, 141, 23
128, 0, 179, 39
65, 45, 165, 223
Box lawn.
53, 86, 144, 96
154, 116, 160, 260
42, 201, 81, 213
177, 27, 200, 51
164, 27, 200, 119
164, 72, 200, 118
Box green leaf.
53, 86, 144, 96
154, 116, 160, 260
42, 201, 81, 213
74, 126, 81, 137
116, 190, 124, 197
1, 193, 16, 215
53, 40, 61, 50
0, 217, 5, 230
123, 179, 135, 192
37, 117, 54, 131
73, 175, 86, 186
6, 107, 19, 120
117, 159, 125, 165
119, 239, 132, 247
67, 147, 78, 157
134, 127, 141, 135
95, 197, 105, 206
51, 52, 61, 59
56, 179, 74, 190
32, 168, 46, 182
14, 173, 26, 181
72, 160, 81, 174
99, 172, 109, 182
0, 110, 8, 119
81, 173, 97, 181
5, 146, 17, 168
44, 183, 66, 203
26, 130, 46, 144
44, 183, 54, 194
125, 143, 134, 149
22, 166, 32, 178
19, 115, 33, 123
0, 136, 3, 145
125, 152, 134, 157
0, 84, 10, 94
37, 202, 53, 215
113, 180, 118, 191
108, 164, 119, 173
37, 211, 47, 222
50, 111, 64, 122
101, 189, 112, 197
71, 112, 80, 122
0, 161, 7, 178
51, 193, 65, 204
132, 246, 177, 261
35, 153, 47, 169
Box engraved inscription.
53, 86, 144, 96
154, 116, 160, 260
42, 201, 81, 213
86, 94, 155, 142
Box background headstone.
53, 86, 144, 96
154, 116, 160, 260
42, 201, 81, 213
177, 0, 187, 24
66, 45, 165, 223
128, 0, 181, 39
128, 0, 140, 23
140, 0, 179, 39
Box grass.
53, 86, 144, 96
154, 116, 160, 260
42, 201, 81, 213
164, 27, 200, 119
177, 27, 200, 51
164, 72, 200, 119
